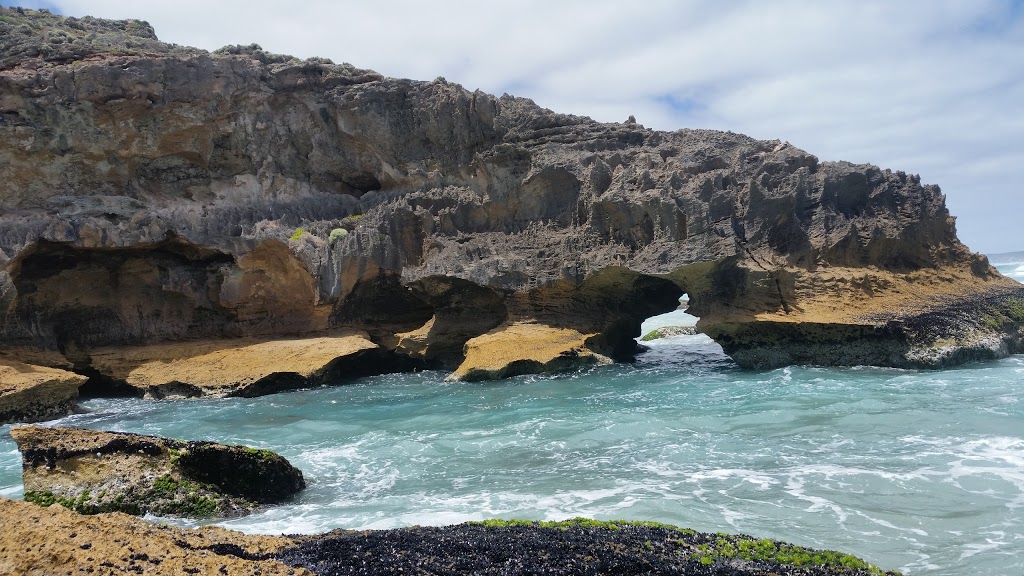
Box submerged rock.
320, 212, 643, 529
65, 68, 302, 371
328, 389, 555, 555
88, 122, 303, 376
0, 7, 1021, 383
11, 426, 305, 518
0, 361, 86, 424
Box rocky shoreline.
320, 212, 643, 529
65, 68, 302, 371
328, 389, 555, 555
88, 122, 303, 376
0, 6, 1018, 574
0, 498, 899, 575
0, 6, 1021, 408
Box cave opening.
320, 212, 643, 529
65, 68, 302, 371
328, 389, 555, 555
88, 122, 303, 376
635, 293, 733, 369
8, 238, 236, 354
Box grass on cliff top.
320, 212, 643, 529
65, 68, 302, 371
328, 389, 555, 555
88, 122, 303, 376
470, 518, 899, 575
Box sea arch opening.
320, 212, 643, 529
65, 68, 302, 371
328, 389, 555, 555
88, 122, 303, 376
635, 292, 735, 371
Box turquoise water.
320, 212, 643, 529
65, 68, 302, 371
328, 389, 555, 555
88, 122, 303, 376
1, 262, 1023, 575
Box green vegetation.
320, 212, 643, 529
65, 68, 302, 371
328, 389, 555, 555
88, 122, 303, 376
24, 489, 97, 514
242, 446, 278, 462
329, 227, 348, 243
468, 518, 895, 574
167, 446, 184, 465
290, 227, 307, 241
1005, 299, 1024, 323
640, 329, 665, 341
694, 536, 888, 574
149, 474, 220, 517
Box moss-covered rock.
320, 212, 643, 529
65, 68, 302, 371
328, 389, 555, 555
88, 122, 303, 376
11, 426, 304, 518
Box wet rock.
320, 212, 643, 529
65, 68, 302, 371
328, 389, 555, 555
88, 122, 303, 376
11, 426, 305, 518
277, 518, 901, 576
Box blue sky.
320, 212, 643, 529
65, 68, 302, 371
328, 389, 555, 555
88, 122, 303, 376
3, 0, 1023, 254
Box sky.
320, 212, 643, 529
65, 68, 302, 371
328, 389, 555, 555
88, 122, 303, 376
3, 1, 1023, 254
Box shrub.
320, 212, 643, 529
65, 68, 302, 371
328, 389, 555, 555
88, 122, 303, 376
329, 228, 348, 243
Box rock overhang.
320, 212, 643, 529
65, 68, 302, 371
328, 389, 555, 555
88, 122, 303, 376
0, 5, 1022, 391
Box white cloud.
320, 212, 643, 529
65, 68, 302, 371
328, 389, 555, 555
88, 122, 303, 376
30, 0, 1024, 253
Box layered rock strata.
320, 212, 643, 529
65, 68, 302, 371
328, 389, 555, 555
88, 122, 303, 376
11, 425, 305, 517
0, 7, 1021, 385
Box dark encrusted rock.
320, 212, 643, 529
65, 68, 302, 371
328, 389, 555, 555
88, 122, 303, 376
277, 518, 901, 576
10, 426, 304, 518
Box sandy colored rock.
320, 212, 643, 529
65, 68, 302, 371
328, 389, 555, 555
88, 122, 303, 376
451, 323, 611, 381
12, 426, 305, 518
0, 497, 309, 576
88, 334, 379, 398
0, 361, 86, 424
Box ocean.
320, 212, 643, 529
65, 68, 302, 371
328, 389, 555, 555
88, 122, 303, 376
2, 258, 1023, 575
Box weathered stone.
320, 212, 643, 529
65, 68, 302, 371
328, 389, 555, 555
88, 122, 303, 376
10, 426, 305, 518
0, 498, 309, 576
0, 7, 1021, 381
0, 361, 85, 424
451, 323, 611, 382
85, 333, 382, 398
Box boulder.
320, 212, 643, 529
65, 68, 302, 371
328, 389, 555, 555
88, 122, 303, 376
450, 323, 611, 382
11, 426, 305, 518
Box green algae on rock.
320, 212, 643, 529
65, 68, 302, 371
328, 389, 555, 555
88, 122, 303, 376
11, 426, 305, 518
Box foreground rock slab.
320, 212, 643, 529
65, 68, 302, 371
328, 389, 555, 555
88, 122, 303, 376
12, 426, 305, 518
282, 518, 900, 576
0, 361, 86, 424
0, 498, 309, 576
87, 334, 380, 398
0, 500, 900, 576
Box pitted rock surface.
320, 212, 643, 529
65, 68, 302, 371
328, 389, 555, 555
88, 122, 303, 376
1, 7, 1022, 381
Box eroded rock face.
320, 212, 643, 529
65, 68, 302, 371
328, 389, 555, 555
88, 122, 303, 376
1, 7, 1021, 382
11, 425, 305, 518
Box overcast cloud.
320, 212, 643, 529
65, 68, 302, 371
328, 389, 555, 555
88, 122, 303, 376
5, 0, 1023, 253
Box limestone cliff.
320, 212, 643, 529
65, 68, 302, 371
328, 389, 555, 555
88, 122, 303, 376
1, 7, 1021, 390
